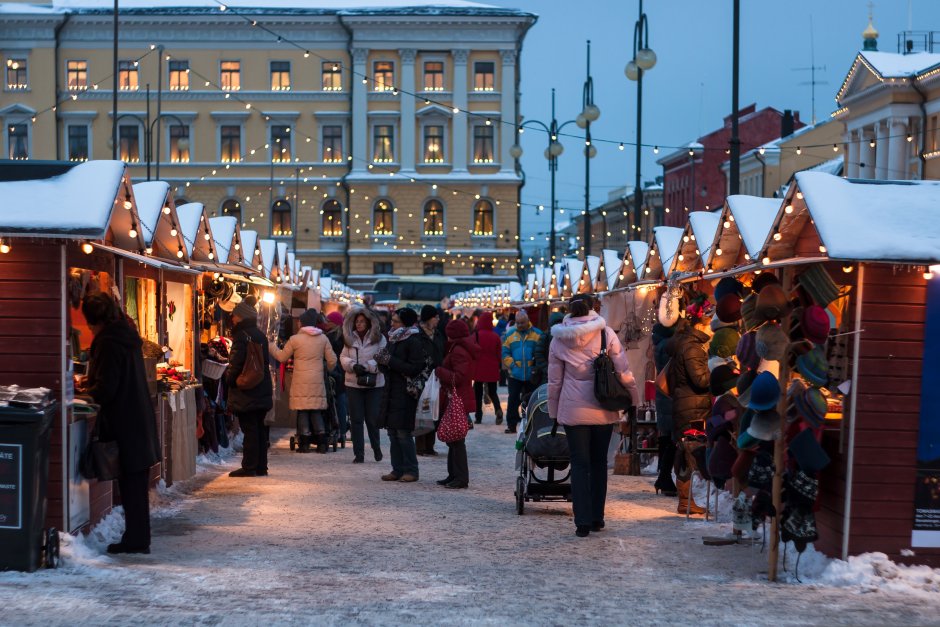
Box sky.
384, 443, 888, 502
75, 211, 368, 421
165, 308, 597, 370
483, 0, 940, 256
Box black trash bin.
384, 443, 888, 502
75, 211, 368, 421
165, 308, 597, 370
0, 403, 57, 572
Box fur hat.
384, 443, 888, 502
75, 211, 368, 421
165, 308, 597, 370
756, 323, 788, 361
709, 327, 741, 359
715, 293, 743, 323
748, 371, 780, 411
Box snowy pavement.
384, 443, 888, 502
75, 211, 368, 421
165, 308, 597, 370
3, 413, 940, 626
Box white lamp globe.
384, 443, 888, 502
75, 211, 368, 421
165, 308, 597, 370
583, 104, 600, 122
636, 48, 657, 70
624, 60, 639, 81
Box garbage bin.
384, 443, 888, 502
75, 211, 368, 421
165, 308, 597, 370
0, 403, 57, 572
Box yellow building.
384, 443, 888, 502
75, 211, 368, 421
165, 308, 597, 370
0, 0, 536, 287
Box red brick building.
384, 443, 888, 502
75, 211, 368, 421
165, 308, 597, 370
657, 104, 803, 227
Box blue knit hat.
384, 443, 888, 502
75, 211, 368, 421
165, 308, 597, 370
796, 346, 828, 387
748, 371, 780, 411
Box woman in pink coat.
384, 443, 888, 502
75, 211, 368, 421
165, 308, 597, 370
548, 295, 638, 537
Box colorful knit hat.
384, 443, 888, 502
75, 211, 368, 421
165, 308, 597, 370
796, 346, 828, 387
709, 327, 741, 359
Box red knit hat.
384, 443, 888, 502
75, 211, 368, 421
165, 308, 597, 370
801, 305, 831, 345
716, 293, 742, 323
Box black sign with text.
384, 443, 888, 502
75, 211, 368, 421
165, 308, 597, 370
0, 444, 22, 530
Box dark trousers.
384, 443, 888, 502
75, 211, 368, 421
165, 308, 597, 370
473, 381, 502, 421
388, 428, 418, 477
297, 410, 326, 435
563, 424, 614, 528
335, 391, 348, 435
117, 468, 151, 549
415, 430, 437, 454
238, 409, 268, 473
506, 378, 534, 429
347, 387, 383, 459
446, 439, 469, 485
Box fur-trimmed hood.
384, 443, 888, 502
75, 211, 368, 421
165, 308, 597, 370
550, 310, 608, 349
343, 306, 383, 347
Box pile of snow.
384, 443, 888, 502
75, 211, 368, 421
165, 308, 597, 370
777, 547, 940, 595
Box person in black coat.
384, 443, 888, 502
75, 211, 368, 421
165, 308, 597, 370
374, 308, 425, 482
666, 317, 712, 434
81, 293, 160, 555
225, 301, 274, 477
415, 305, 445, 456
651, 322, 677, 496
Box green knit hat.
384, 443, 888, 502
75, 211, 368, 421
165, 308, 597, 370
709, 327, 741, 359
741, 292, 760, 331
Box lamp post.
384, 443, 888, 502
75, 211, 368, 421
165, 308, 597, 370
113, 103, 188, 181
576, 40, 601, 256
625, 0, 656, 237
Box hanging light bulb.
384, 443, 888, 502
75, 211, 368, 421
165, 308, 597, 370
123, 200, 132, 210
145, 247, 153, 255
177, 247, 184, 258
796, 146, 802, 155
170, 226, 178, 237
162, 206, 171, 215
208, 251, 215, 260
129, 225, 138, 239
0, 240, 9, 254
82, 242, 94, 255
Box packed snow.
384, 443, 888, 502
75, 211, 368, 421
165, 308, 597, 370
726, 195, 781, 259
653, 226, 684, 277
687, 211, 722, 268
859, 50, 940, 78
132, 181, 171, 246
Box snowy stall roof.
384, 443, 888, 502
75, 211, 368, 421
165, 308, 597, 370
175, 202, 219, 262
132, 181, 191, 263
707, 195, 780, 273
240, 230, 260, 271
208, 216, 245, 266
672, 211, 721, 274
276, 242, 289, 283
132, 181, 169, 247
645, 226, 684, 281
259, 239, 278, 280
602, 249, 621, 291
760, 172, 940, 265
566, 258, 586, 294
614, 241, 649, 289
586, 255, 600, 285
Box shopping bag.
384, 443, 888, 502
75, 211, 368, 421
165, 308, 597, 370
437, 386, 468, 443
415, 371, 440, 436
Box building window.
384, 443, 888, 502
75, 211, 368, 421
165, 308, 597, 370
220, 125, 241, 162
220, 60, 240, 91
6, 57, 27, 90
423, 61, 444, 91
270, 61, 291, 91
169, 60, 189, 91
473, 125, 495, 163
271, 125, 291, 162
373, 124, 394, 162
423, 125, 444, 163
373, 262, 393, 274
372, 61, 394, 91
321, 199, 343, 237
321, 261, 342, 276
423, 199, 444, 236
67, 60, 87, 90
118, 60, 139, 91
271, 199, 292, 237
119, 124, 140, 163
67, 125, 88, 161
322, 61, 342, 91
473, 262, 494, 275
169, 125, 190, 163
424, 262, 444, 275
473, 61, 495, 91
322, 125, 343, 162
373, 199, 394, 235
473, 199, 494, 235
220, 198, 241, 223
7, 124, 27, 160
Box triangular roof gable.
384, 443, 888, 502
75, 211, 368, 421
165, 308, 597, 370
277, 242, 289, 283
142, 186, 188, 262
672, 211, 721, 274
602, 249, 620, 291
837, 51, 940, 104
707, 195, 780, 271
175, 202, 219, 262
240, 230, 260, 271
132, 181, 170, 248
259, 239, 278, 280
208, 216, 243, 266
646, 226, 684, 280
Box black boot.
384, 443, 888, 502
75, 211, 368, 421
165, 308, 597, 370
316, 434, 328, 454
298, 434, 312, 453
654, 436, 678, 496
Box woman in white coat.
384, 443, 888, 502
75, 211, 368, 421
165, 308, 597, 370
340, 306, 387, 463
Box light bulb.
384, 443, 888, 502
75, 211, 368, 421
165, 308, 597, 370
123, 200, 132, 210
762, 257, 770, 265
208, 252, 214, 260
170, 228, 178, 236
204, 232, 210, 240
715, 248, 722, 256
785, 204, 794, 214
145, 247, 153, 255
819, 245, 827, 253
82, 242, 94, 254
773, 232, 782, 241
177, 248, 184, 258
0, 243, 10, 254
843, 264, 854, 273
129, 228, 138, 239
162, 206, 171, 215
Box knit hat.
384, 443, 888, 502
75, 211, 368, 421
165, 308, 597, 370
747, 451, 775, 491
736, 331, 760, 370
397, 307, 418, 327
420, 304, 439, 323
796, 346, 828, 387
708, 355, 735, 373
299, 308, 319, 328
740, 292, 760, 331
747, 408, 781, 441
788, 428, 831, 473
781, 508, 819, 554
233, 300, 258, 321
709, 364, 740, 397
711, 315, 738, 332
796, 264, 840, 307
755, 283, 791, 323
709, 327, 741, 359
327, 311, 344, 327
737, 409, 759, 449
751, 272, 780, 294
714, 277, 746, 302
714, 293, 742, 324
748, 371, 780, 411
736, 368, 758, 407
756, 323, 788, 361
802, 305, 831, 345
786, 470, 819, 509
794, 385, 828, 428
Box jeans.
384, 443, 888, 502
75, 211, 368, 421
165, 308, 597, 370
238, 410, 268, 473
347, 387, 383, 459
296, 410, 326, 436
387, 428, 418, 477
563, 423, 614, 528
335, 391, 348, 436
117, 468, 151, 548
447, 439, 469, 485
473, 381, 502, 421
506, 378, 534, 429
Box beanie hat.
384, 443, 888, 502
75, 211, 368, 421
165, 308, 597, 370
796, 263, 840, 307
786, 470, 820, 509
747, 408, 780, 441
651, 322, 675, 341
709, 327, 741, 359
708, 355, 735, 372
549, 311, 565, 327
327, 311, 344, 327
709, 364, 740, 396
233, 300, 258, 321
747, 451, 775, 491
788, 428, 831, 473
736, 368, 758, 407
802, 305, 831, 345
755, 323, 788, 361
711, 315, 738, 332
796, 346, 828, 387
794, 385, 828, 428
716, 293, 743, 323
740, 293, 760, 331
748, 371, 780, 411
397, 307, 418, 327
420, 304, 439, 323
751, 272, 780, 294
714, 277, 745, 302
755, 283, 791, 323
736, 331, 760, 370
299, 308, 319, 328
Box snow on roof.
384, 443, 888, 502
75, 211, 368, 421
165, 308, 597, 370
653, 226, 684, 276
554, 261, 564, 293
586, 255, 600, 284
860, 50, 940, 77
209, 216, 237, 264
259, 239, 277, 278
795, 171, 940, 262
627, 241, 649, 278
132, 181, 170, 246
0, 160, 126, 238
277, 242, 288, 278
726, 195, 780, 258
174, 202, 204, 257
566, 258, 584, 292
602, 249, 621, 291
0, 3, 64, 13
52, 0, 499, 10
240, 229, 258, 269
687, 211, 722, 266
804, 156, 843, 176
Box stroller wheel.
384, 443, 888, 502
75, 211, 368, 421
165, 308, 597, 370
515, 476, 525, 515
289, 436, 296, 451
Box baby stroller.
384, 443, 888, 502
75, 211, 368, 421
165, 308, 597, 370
289, 363, 345, 453
514, 384, 571, 515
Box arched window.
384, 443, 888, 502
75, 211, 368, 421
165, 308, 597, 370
373, 198, 394, 235
423, 199, 444, 236
472, 199, 494, 236
271, 199, 292, 237
321, 199, 343, 237
220, 198, 241, 223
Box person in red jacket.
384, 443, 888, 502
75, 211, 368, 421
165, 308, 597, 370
471, 311, 503, 425
435, 319, 479, 489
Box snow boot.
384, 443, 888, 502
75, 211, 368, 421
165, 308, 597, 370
495, 410, 504, 425
298, 434, 312, 453
316, 434, 328, 454
676, 478, 705, 516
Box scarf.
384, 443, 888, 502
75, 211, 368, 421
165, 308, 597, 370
388, 325, 419, 343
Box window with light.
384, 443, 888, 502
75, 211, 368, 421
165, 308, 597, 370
118, 60, 139, 91
119, 124, 140, 163
373, 125, 394, 162
372, 61, 394, 91
322, 62, 342, 91
6, 58, 27, 90
423, 125, 444, 163
473, 199, 494, 236
7, 124, 27, 160
270, 61, 291, 91
67, 60, 87, 90
169, 125, 190, 163
169, 60, 189, 91
271, 125, 291, 162
373, 199, 394, 235
322, 125, 343, 162
221, 61, 240, 91
321, 199, 343, 237
424, 61, 444, 91
220, 125, 241, 162
221, 198, 241, 223
473, 125, 495, 163
473, 61, 494, 91
67, 125, 88, 161
423, 199, 444, 236
271, 200, 292, 237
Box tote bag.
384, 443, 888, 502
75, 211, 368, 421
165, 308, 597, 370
236, 332, 265, 389
414, 371, 440, 436
593, 329, 634, 411
437, 386, 468, 443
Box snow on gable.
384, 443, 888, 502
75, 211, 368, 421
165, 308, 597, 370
727, 195, 780, 259
674, 211, 720, 273
648, 226, 683, 280
277, 242, 289, 282
860, 50, 940, 78
627, 241, 649, 280
133, 181, 170, 247
209, 216, 238, 265
53, 0, 498, 10
240, 230, 259, 270
586, 255, 600, 285
259, 238, 277, 279
175, 202, 218, 262
602, 249, 621, 291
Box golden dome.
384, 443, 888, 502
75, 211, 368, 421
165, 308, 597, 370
863, 18, 879, 40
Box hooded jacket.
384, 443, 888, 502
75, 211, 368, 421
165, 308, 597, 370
339, 306, 387, 389
666, 318, 712, 431
85, 319, 161, 473
502, 322, 542, 381
470, 311, 502, 383
226, 317, 274, 414
548, 311, 639, 426
269, 326, 337, 411
530, 311, 565, 387
437, 319, 481, 416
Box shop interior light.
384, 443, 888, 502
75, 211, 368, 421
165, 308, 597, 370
262, 291, 276, 304
842, 264, 854, 273
81, 242, 94, 254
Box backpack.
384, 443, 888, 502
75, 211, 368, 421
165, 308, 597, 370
236, 332, 265, 389
593, 329, 634, 412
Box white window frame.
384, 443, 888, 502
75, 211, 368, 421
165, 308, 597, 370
117, 119, 145, 163
370, 119, 397, 164
5, 118, 31, 160
471, 197, 497, 237
65, 59, 88, 91
4, 54, 30, 92
471, 121, 497, 165
320, 198, 344, 238
166, 122, 192, 163
65, 122, 92, 161
421, 197, 446, 237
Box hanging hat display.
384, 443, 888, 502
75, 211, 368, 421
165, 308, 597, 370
747, 408, 781, 441
732, 448, 757, 484
708, 354, 735, 372
741, 292, 760, 331
709, 327, 741, 359
736, 368, 758, 407
796, 346, 829, 387
785, 470, 820, 509
796, 263, 840, 307
747, 451, 775, 491
715, 293, 743, 323
755, 283, 791, 323
801, 305, 831, 345
748, 371, 781, 411
711, 315, 738, 332
707, 437, 737, 489
788, 428, 831, 473
709, 364, 740, 396
793, 385, 828, 428
751, 272, 780, 294
756, 323, 788, 361
714, 277, 746, 302
750, 490, 777, 528
736, 330, 760, 370
780, 508, 819, 554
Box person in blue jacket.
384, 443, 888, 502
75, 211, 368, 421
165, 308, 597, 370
501, 310, 542, 433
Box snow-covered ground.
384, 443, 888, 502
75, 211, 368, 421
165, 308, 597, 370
2, 410, 940, 626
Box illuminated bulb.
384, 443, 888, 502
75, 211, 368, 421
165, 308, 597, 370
724, 221, 731, 228
796, 146, 802, 155
677, 254, 684, 261
204, 232, 211, 240
208, 252, 214, 260
715, 248, 722, 256
123, 200, 132, 210
177, 248, 184, 258
145, 247, 153, 255
744, 253, 750, 260
0, 242, 10, 254
785, 204, 794, 214
82, 243, 94, 254
842, 264, 854, 273
833, 144, 839, 152
162, 206, 171, 215
234, 243, 240, 250
653, 146, 659, 154
924, 271, 934, 280
796, 192, 803, 200
773, 232, 782, 241
129, 228, 138, 239
819, 245, 827, 253
170, 227, 178, 236
762, 257, 771, 265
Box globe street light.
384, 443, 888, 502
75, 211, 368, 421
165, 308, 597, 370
626, 0, 655, 238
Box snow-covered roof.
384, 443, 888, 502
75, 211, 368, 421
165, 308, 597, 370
685, 210, 722, 269
259, 239, 277, 278
727, 195, 780, 259
175, 202, 203, 258
586, 255, 600, 285
132, 181, 170, 247
566, 258, 584, 293
0, 160, 127, 238
240, 230, 259, 270
649, 226, 684, 279
209, 216, 238, 265
276, 242, 288, 281
859, 50, 940, 78
804, 156, 843, 176
602, 249, 621, 291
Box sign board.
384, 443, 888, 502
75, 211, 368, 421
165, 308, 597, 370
0, 443, 23, 530
913, 275, 940, 547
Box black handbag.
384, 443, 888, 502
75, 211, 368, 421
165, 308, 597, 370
355, 348, 377, 387
593, 329, 634, 412
80, 417, 121, 481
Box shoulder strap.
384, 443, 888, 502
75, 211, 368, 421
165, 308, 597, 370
599, 327, 607, 355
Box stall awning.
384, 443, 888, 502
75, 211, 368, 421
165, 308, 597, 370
92, 243, 201, 274
222, 273, 275, 287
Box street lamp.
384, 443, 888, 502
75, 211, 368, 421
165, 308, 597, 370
626, 0, 656, 238
113, 93, 188, 182
576, 40, 600, 256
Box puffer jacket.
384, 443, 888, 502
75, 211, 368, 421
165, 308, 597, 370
339, 306, 387, 389
651, 323, 675, 435
437, 320, 480, 416
471, 311, 502, 383
502, 324, 542, 381
667, 318, 712, 432
225, 318, 274, 414
547, 311, 638, 426
269, 327, 337, 411
379, 329, 426, 431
